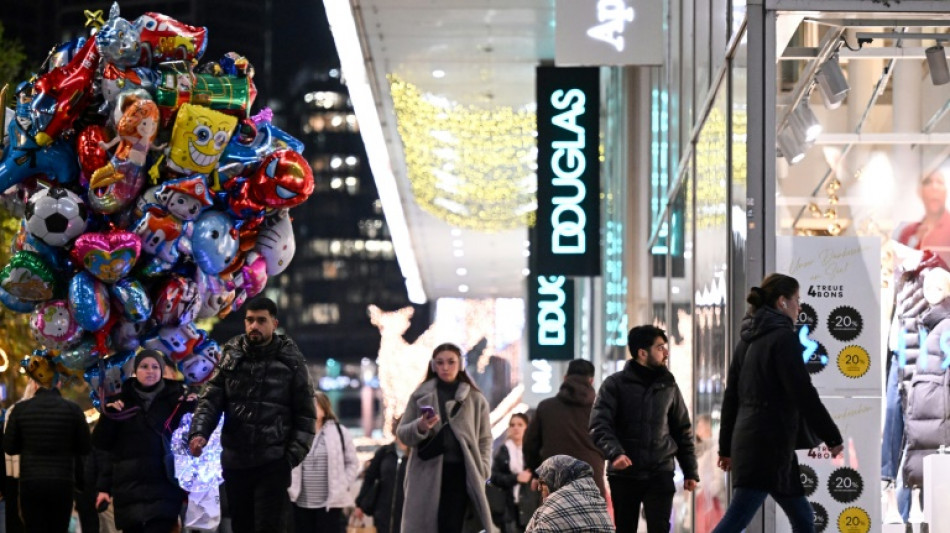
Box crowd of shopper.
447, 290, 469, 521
0, 272, 845, 533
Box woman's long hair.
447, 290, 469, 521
314, 390, 339, 425
747, 273, 799, 312
422, 342, 481, 392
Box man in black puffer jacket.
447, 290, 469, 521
189, 297, 317, 533
3, 376, 91, 532
590, 325, 698, 533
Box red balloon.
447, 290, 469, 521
77, 125, 110, 181
248, 150, 314, 209
31, 37, 100, 145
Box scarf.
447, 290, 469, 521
505, 438, 524, 502
133, 379, 165, 411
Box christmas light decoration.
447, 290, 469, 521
389, 76, 537, 231
171, 412, 224, 492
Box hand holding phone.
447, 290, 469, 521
420, 405, 436, 419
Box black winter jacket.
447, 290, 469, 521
719, 307, 842, 495
590, 361, 698, 480
2, 388, 91, 484
93, 378, 191, 530
190, 334, 316, 469
356, 443, 407, 533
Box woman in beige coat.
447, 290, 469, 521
397, 343, 496, 533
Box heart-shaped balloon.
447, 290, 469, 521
71, 231, 141, 284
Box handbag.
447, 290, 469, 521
486, 482, 508, 517
416, 401, 464, 461
517, 485, 542, 527
346, 514, 377, 533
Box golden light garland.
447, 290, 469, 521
389, 76, 537, 231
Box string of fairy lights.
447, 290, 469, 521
388, 76, 538, 231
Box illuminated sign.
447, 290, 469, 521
535, 66, 601, 277
555, 0, 663, 66
528, 275, 575, 360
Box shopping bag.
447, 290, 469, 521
346, 514, 377, 533
184, 485, 222, 531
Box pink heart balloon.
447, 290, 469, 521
71, 231, 142, 284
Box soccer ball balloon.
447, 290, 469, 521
25, 188, 88, 247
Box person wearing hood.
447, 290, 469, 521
523, 455, 614, 533
713, 273, 843, 533
93, 350, 194, 533
524, 359, 605, 497
590, 326, 698, 533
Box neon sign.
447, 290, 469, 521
535, 66, 600, 277
586, 0, 635, 52
528, 274, 575, 361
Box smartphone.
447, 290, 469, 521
420, 405, 436, 419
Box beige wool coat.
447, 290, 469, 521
397, 379, 498, 533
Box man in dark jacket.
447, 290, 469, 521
590, 325, 698, 533
524, 359, 606, 497
189, 297, 317, 533
3, 376, 91, 532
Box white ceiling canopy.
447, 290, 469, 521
324, 0, 556, 303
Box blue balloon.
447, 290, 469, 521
0, 120, 79, 192
0, 285, 37, 312
219, 122, 305, 181
110, 278, 152, 323
68, 271, 110, 331
56, 337, 100, 372
191, 210, 239, 275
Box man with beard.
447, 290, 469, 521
589, 325, 699, 533
189, 297, 317, 533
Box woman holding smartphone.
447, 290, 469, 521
397, 343, 496, 533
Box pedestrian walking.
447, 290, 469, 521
354, 418, 408, 533
490, 413, 537, 533
189, 297, 317, 533
590, 325, 699, 533
289, 391, 358, 533
713, 274, 843, 533
3, 375, 91, 532
523, 359, 605, 497
396, 343, 497, 533
93, 350, 194, 533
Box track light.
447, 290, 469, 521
793, 101, 822, 143
777, 126, 806, 165
926, 45, 950, 86
816, 55, 849, 110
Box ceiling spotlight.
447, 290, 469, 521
458, 284, 469, 293
456, 267, 468, 276
926, 45, 950, 86
432, 69, 446, 79
793, 101, 822, 143
816, 55, 849, 110
777, 127, 806, 165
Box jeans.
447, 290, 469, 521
223, 459, 292, 533
608, 472, 675, 533
711, 488, 815, 533
882, 354, 904, 481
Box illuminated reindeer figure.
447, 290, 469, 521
368, 305, 437, 438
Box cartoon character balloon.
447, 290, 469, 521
30, 300, 83, 349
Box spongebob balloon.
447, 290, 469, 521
166, 104, 237, 175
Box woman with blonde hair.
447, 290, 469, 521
289, 391, 358, 533
397, 342, 496, 533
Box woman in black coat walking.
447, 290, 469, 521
354, 419, 408, 533
93, 350, 194, 533
714, 273, 844, 533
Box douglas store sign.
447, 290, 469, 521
535, 66, 601, 277
528, 275, 575, 361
